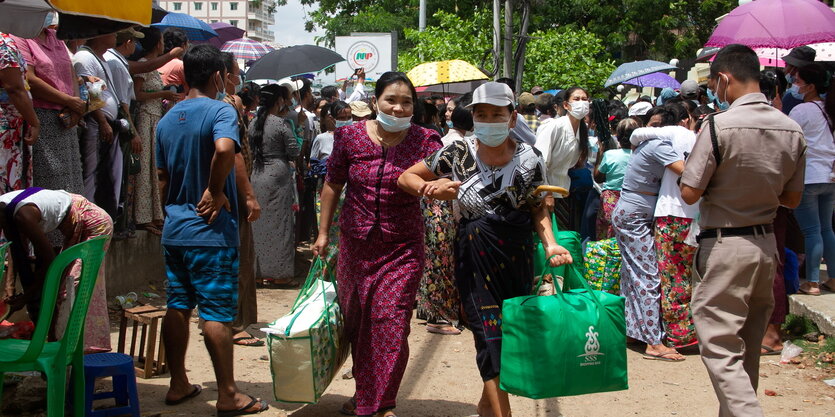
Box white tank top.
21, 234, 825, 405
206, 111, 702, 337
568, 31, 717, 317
0, 189, 73, 233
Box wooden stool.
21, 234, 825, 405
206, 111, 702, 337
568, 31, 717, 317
117, 305, 167, 378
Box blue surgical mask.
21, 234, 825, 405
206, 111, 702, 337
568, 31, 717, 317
335, 120, 352, 128
787, 84, 805, 100
588, 128, 596, 137
785, 73, 795, 84
376, 110, 412, 132
446, 120, 454, 129
716, 75, 730, 111
43, 12, 55, 29
706, 88, 718, 104
214, 75, 227, 101
473, 121, 510, 147
291, 97, 298, 108
234, 75, 243, 93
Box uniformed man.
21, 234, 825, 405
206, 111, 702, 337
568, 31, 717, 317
680, 44, 806, 417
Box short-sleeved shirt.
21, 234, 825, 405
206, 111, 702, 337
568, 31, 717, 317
156, 97, 241, 247
311, 132, 334, 160
681, 93, 807, 229
104, 49, 134, 105
789, 101, 835, 184
12, 29, 75, 110
621, 139, 680, 194
0, 189, 72, 232
0, 33, 28, 108
159, 58, 185, 87
534, 116, 580, 191
73, 48, 118, 120
598, 148, 631, 191
424, 138, 546, 219
325, 122, 441, 242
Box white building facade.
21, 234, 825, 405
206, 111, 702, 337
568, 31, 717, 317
158, 0, 276, 44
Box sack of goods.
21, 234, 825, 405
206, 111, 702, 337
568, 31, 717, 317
500, 257, 628, 398
262, 258, 349, 403
583, 237, 622, 295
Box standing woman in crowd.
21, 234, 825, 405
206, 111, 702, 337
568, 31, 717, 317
0, 32, 38, 193
236, 81, 260, 124
416, 96, 473, 335
788, 64, 835, 295
535, 86, 590, 213
12, 15, 84, 194
313, 72, 441, 417
131, 27, 179, 236
249, 84, 298, 287
594, 118, 637, 240
399, 82, 569, 417
612, 106, 686, 362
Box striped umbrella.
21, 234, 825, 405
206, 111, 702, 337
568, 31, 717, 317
221, 38, 274, 62
152, 12, 218, 41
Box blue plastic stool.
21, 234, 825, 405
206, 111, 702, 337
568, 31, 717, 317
83, 352, 140, 417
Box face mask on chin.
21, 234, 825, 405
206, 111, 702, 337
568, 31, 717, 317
214, 73, 227, 101
376, 110, 412, 132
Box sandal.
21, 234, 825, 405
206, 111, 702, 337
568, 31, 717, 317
642, 352, 685, 362
799, 283, 821, 296
821, 280, 835, 292
233, 336, 265, 347
761, 345, 783, 356
216, 394, 269, 417
427, 324, 462, 335
165, 384, 203, 406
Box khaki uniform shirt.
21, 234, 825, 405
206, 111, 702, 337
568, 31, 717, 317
681, 93, 806, 229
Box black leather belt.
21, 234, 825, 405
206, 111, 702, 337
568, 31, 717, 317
697, 224, 774, 242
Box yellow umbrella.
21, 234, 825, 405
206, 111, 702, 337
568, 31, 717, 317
48, 0, 152, 25
406, 59, 489, 87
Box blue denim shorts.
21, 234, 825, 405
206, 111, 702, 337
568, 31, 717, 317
163, 245, 239, 322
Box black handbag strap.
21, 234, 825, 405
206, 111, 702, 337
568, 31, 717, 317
708, 113, 722, 166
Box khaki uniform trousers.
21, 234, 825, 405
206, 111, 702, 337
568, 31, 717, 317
692, 232, 777, 417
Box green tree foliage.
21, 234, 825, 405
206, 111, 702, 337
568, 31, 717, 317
398, 10, 494, 73
522, 29, 615, 93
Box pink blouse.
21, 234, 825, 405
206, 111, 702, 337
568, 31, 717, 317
12, 29, 75, 111
326, 121, 442, 242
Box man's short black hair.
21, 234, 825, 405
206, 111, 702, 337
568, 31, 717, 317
450, 102, 474, 132
163, 28, 188, 54
184, 44, 225, 91
321, 85, 338, 100
710, 44, 760, 83
298, 77, 313, 99
645, 105, 678, 127
496, 77, 515, 94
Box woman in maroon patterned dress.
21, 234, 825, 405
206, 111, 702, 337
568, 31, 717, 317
313, 72, 441, 417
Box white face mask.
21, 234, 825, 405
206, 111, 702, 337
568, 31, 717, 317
473, 121, 510, 147
335, 119, 353, 128
376, 110, 412, 132
568, 100, 590, 120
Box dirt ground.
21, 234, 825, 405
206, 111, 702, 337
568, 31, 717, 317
3, 251, 835, 417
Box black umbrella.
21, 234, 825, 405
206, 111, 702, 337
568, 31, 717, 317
246, 45, 345, 81
152, 4, 168, 23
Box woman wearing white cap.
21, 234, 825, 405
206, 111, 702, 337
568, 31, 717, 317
399, 81, 571, 417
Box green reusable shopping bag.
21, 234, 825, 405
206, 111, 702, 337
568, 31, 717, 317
264, 257, 350, 404
534, 213, 584, 280
500, 257, 628, 398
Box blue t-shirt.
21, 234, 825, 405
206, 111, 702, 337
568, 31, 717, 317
156, 97, 241, 247
598, 148, 632, 191
621, 139, 679, 194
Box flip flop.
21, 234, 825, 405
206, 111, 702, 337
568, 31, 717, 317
216, 395, 269, 417
165, 384, 203, 405
427, 325, 462, 335
799, 286, 821, 296
233, 336, 265, 347
642, 352, 685, 362
761, 345, 783, 356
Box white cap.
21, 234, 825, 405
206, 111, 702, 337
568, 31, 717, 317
628, 101, 653, 116
467, 82, 514, 108
278, 77, 303, 93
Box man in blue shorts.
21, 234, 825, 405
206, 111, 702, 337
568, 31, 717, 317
156, 44, 268, 416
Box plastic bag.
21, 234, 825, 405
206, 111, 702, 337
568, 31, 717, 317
85, 80, 106, 113
780, 340, 803, 363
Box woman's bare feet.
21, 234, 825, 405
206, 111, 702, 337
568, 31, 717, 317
760, 323, 783, 355
643, 344, 685, 361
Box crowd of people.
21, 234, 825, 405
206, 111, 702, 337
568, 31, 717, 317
0, 10, 833, 417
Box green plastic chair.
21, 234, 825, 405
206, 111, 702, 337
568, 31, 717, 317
0, 236, 109, 417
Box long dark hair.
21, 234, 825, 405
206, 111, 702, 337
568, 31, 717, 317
564, 86, 590, 163
250, 84, 289, 171
798, 63, 835, 132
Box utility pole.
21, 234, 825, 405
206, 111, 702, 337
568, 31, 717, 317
503, 0, 513, 79
492, 0, 501, 79
419, 0, 427, 31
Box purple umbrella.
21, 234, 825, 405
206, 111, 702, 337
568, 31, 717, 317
706, 0, 835, 49
623, 73, 680, 89
201, 22, 246, 48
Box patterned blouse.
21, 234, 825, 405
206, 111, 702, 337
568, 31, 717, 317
326, 121, 442, 242
424, 138, 547, 219
0, 32, 28, 113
